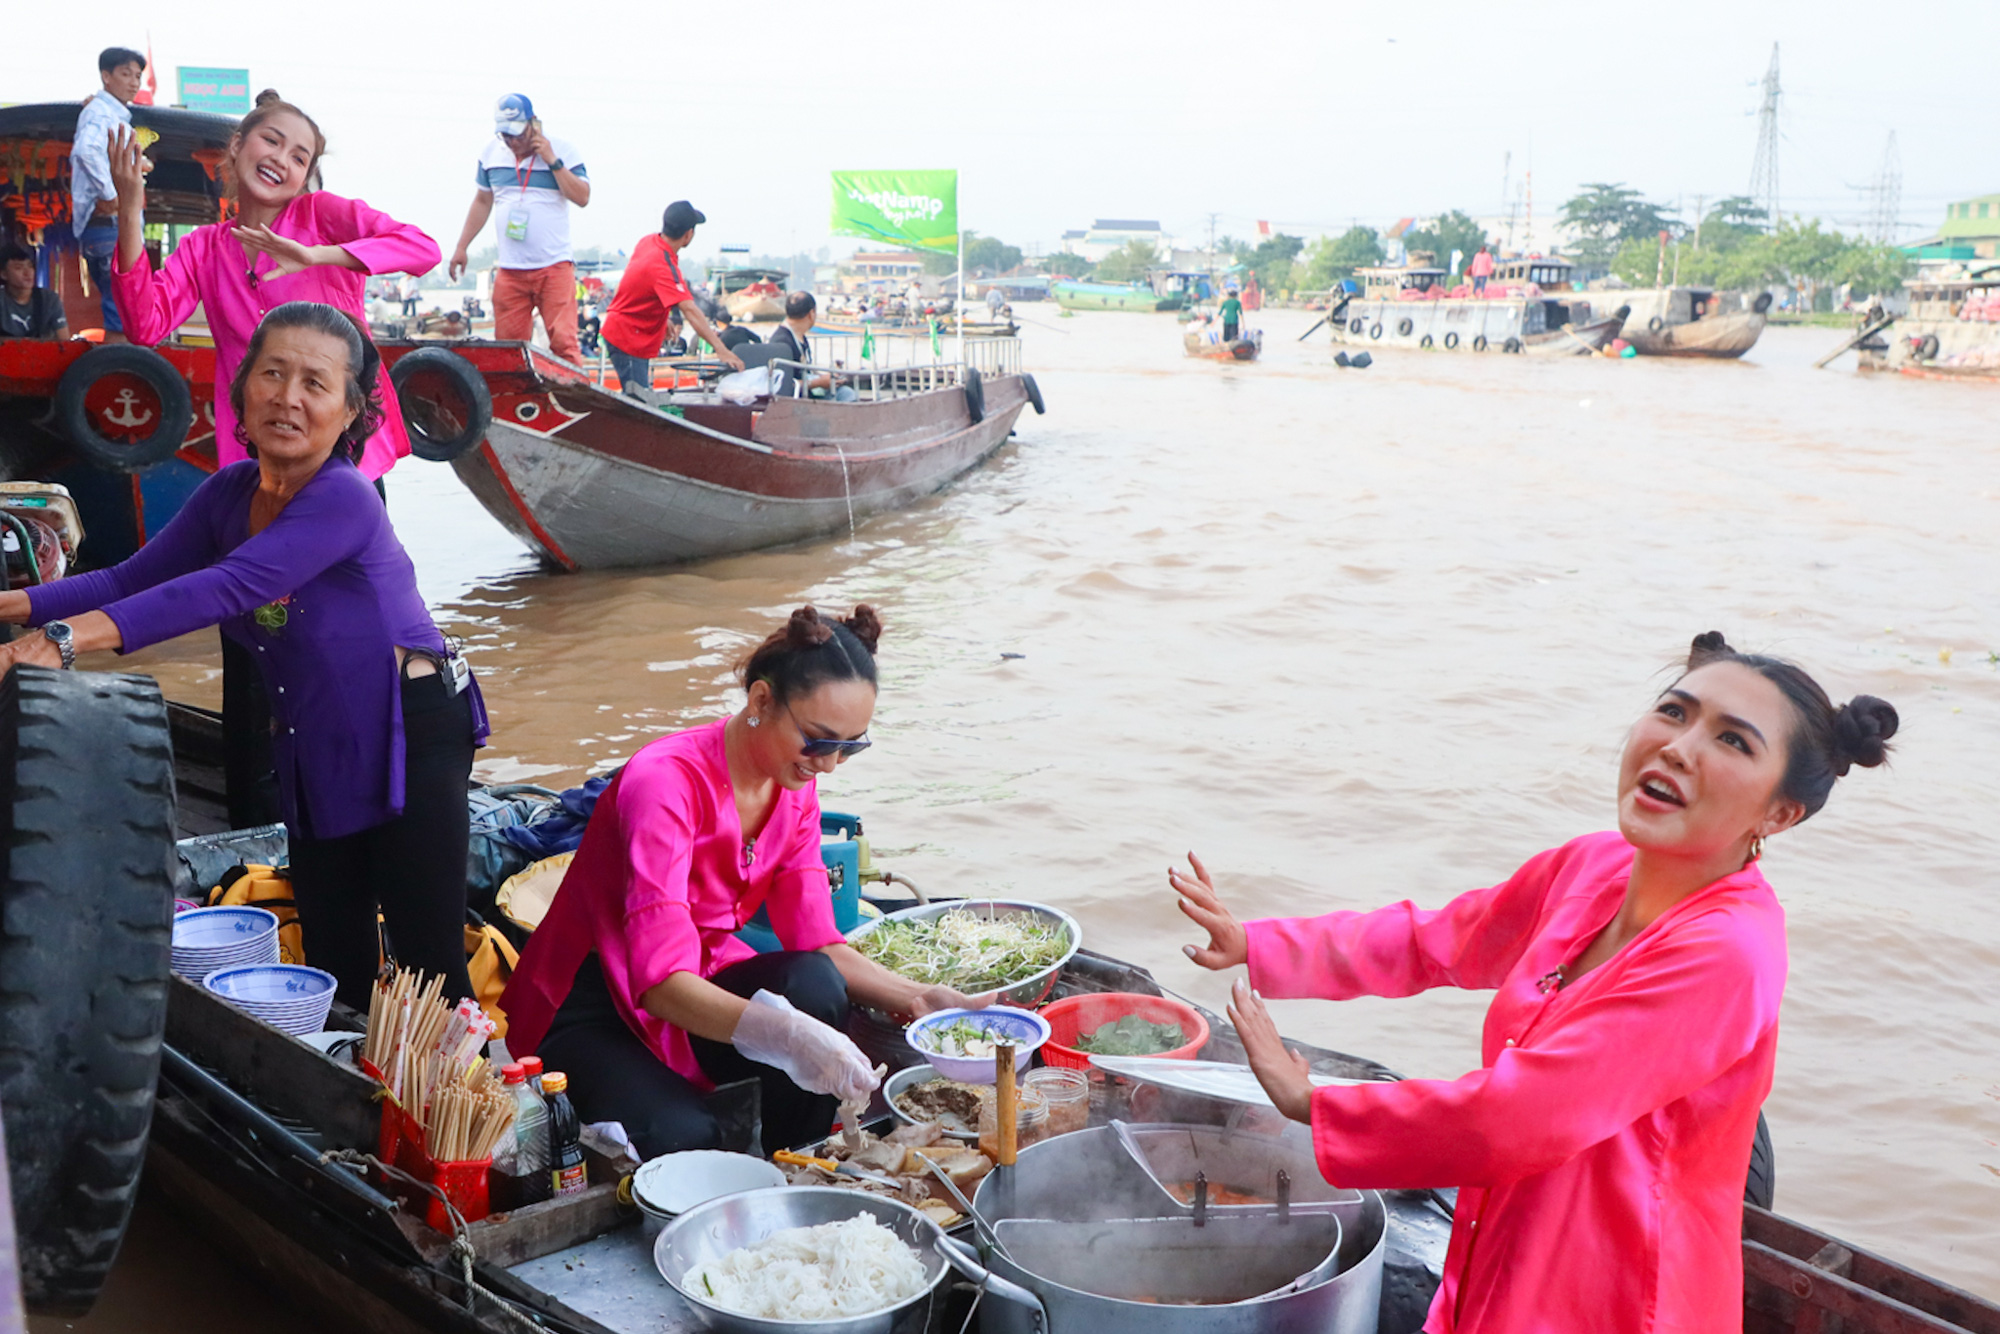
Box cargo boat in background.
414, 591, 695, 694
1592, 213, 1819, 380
1328, 255, 1626, 356
1841, 272, 2000, 381
1613, 286, 1773, 357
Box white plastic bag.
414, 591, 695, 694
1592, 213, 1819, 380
717, 366, 777, 404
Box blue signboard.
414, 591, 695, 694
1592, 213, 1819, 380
177, 67, 251, 116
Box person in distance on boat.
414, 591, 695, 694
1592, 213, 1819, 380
105, 88, 442, 830
500, 607, 989, 1158
72, 46, 148, 343
1468, 243, 1495, 296
714, 307, 760, 352
1218, 284, 1244, 342
0, 244, 69, 341
768, 292, 856, 401
0, 301, 487, 1012
600, 199, 744, 400
1175, 633, 1898, 1333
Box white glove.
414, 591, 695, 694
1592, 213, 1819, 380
730, 990, 879, 1103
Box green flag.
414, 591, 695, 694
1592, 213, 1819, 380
831, 170, 958, 252
860, 326, 875, 361
929, 316, 941, 356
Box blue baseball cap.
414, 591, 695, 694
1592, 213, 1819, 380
494, 94, 535, 136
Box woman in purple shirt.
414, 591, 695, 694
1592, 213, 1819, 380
0, 301, 489, 1008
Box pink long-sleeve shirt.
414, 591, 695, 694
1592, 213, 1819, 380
111, 192, 441, 480
499, 720, 846, 1087
1245, 831, 1786, 1334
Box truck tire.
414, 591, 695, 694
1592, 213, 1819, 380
53, 346, 195, 473
390, 347, 493, 462
0, 667, 176, 1315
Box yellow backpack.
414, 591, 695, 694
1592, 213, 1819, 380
207, 865, 306, 966
465, 921, 520, 1039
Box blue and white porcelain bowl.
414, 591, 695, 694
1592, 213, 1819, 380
203, 964, 337, 1035
171, 907, 281, 981
905, 1006, 1051, 1082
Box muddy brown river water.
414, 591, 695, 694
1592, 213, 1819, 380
37, 310, 2000, 1327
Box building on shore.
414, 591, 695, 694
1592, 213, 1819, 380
1059, 219, 1173, 264
1900, 193, 2000, 280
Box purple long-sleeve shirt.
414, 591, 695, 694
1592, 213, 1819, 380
27, 459, 489, 839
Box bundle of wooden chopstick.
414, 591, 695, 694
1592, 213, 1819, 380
362, 967, 512, 1160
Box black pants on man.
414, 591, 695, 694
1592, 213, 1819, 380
537, 950, 848, 1159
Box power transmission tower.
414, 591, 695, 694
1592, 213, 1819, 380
1748, 43, 1782, 229
1865, 131, 1902, 244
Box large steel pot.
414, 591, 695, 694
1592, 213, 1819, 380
946, 1124, 1384, 1334
654, 1187, 951, 1334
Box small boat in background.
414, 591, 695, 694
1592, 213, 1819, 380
1617, 287, 1771, 358
1329, 255, 1627, 357
715, 268, 789, 323
1052, 279, 1184, 312
1183, 320, 1262, 362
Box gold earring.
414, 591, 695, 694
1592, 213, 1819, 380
1747, 835, 1765, 863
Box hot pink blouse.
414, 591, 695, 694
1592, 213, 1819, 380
499, 720, 845, 1087
110, 192, 441, 480
1245, 831, 1786, 1334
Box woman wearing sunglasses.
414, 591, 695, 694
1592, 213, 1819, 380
502, 604, 984, 1156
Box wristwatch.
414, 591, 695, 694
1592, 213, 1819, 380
42, 621, 74, 670
549, 158, 566, 172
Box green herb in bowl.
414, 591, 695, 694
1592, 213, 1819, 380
1073, 1015, 1187, 1056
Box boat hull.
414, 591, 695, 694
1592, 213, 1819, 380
1184, 333, 1261, 361
723, 292, 786, 322
400, 341, 1030, 570
1616, 291, 1768, 358
1857, 318, 2000, 380
1329, 298, 1623, 356
1052, 281, 1183, 312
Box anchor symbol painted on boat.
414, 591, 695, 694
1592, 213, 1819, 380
101, 389, 155, 430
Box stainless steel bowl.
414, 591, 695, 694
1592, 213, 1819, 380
654, 1187, 950, 1334
845, 899, 1082, 1011
882, 1063, 979, 1142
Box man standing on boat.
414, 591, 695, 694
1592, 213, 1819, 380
1469, 243, 1495, 296
600, 200, 743, 400
72, 46, 148, 343
1219, 285, 1244, 343
448, 94, 589, 365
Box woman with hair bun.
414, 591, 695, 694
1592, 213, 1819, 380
1176, 634, 1897, 1334
502, 605, 988, 1157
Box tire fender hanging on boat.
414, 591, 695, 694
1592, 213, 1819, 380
962, 366, 985, 424
1419, 334, 1433, 349
1369, 323, 1383, 340
1021, 373, 1046, 416
1443, 332, 1459, 349
1503, 336, 1523, 354
1397, 318, 1415, 337
54, 345, 195, 473
1349, 319, 1365, 335
1648, 316, 1666, 333
1472, 335, 1488, 352
389, 347, 494, 462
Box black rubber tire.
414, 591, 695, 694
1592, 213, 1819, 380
1397, 318, 1415, 337
1745, 1109, 1775, 1209
1348, 319, 1365, 335
53, 346, 194, 473
1503, 336, 1523, 354
1647, 315, 1666, 333
1917, 334, 1940, 361
1419, 334, 1433, 349
1443, 332, 1458, 349
389, 347, 492, 463
1752, 291, 1774, 314
0, 667, 175, 1315
1022, 372, 1046, 416
1368, 323, 1383, 340
962, 367, 985, 424
1472, 335, 1488, 352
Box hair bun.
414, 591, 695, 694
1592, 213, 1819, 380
254, 89, 284, 107
841, 605, 882, 655
1689, 630, 1732, 663
1832, 695, 1898, 773
784, 606, 834, 650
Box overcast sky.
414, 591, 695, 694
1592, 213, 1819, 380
8, 0, 1995, 260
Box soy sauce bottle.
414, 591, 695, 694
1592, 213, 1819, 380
542, 1071, 588, 1198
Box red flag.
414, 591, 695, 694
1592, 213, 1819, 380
1257, 220, 1270, 236
134, 36, 157, 105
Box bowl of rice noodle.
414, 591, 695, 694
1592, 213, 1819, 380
656, 1187, 950, 1334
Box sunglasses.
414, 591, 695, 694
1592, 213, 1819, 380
784, 700, 871, 759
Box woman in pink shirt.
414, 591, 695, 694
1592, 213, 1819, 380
1175, 633, 1898, 1333
106, 90, 441, 827
501, 606, 986, 1157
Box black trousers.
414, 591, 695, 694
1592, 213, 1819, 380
289, 673, 476, 1011
1222, 320, 1240, 342
537, 950, 849, 1159
220, 632, 283, 830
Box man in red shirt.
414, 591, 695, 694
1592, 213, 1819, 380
601, 200, 743, 399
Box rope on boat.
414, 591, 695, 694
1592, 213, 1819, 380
320, 1149, 546, 1332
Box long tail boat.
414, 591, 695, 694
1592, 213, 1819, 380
381, 337, 1044, 571
90, 698, 2000, 1334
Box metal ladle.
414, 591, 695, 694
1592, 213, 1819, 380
914, 1151, 1013, 1263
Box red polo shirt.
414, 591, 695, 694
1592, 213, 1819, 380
603, 233, 693, 357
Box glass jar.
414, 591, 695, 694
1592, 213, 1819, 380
1022, 1067, 1089, 1137
977, 1085, 1048, 1160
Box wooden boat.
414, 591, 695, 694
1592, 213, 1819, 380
1616, 288, 1772, 358
139, 701, 2000, 1334
1183, 328, 1262, 361
1844, 274, 2000, 381
1052, 280, 1185, 313
380, 338, 1043, 571
1330, 257, 1628, 357
714, 268, 789, 323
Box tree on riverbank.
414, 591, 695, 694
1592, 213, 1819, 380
1561, 183, 1678, 267
1242, 233, 1304, 294
1096, 239, 1165, 282
1610, 212, 1909, 305
1300, 227, 1385, 288
1401, 211, 1487, 271
1043, 251, 1094, 278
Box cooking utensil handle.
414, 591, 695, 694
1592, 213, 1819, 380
935, 1236, 1048, 1328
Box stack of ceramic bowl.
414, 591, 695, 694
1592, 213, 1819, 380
202, 964, 338, 1035
632, 1151, 786, 1240
171, 906, 280, 982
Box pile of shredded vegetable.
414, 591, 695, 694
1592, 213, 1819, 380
688, 1216, 930, 1319
853, 910, 1069, 992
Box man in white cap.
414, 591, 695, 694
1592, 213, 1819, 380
449, 93, 590, 364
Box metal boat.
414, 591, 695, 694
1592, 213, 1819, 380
383, 336, 1042, 571
1329, 256, 1626, 356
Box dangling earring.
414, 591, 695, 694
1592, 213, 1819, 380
1747, 834, 1764, 863
747, 715, 761, 728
